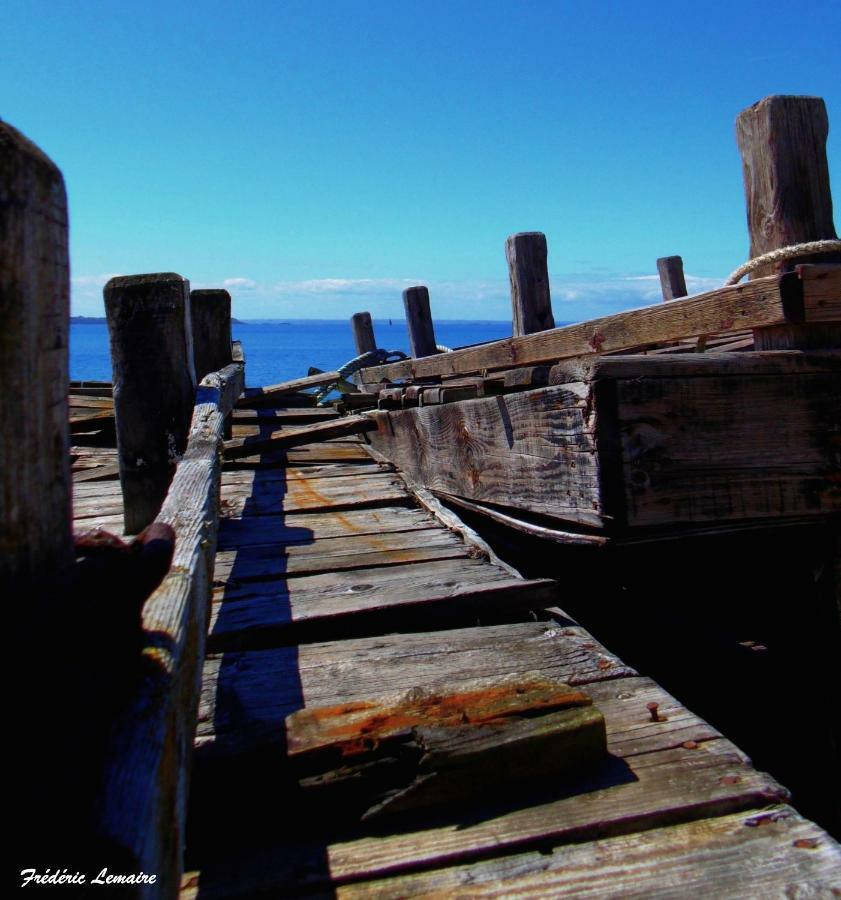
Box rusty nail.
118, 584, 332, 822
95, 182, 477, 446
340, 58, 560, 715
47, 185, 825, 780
646, 702, 660, 723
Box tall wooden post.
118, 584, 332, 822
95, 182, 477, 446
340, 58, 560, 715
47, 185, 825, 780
105, 273, 196, 534
190, 288, 232, 382
351, 311, 377, 355
0, 122, 73, 590
506, 232, 555, 336
403, 286, 438, 358
656, 256, 688, 301
736, 95, 840, 350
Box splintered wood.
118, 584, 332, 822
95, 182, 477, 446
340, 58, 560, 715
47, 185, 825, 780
285, 676, 606, 820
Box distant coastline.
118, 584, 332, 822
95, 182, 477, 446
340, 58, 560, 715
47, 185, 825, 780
71, 316, 248, 324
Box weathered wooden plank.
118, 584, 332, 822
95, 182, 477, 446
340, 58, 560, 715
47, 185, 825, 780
208, 559, 558, 649
213, 528, 469, 581
186, 674, 785, 896
95, 361, 243, 897
286, 676, 606, 822
616, 369, 841, 528
105, 273, 197, 533
358, 270, 837, 382
370, 353, 841, 532
237, 370, 343, 407
231, 407, 338, 422
223, 414, 377, 459
196, 622, 635, 759
227, 443, 374, 467
368, 384, 605, 529
507, 231, 555, 335
1, 120, 73, 586
336, 806, 841, 898
215, 506, 436, 550
219, 473, 409, 517
222, 461, 393, 485
72, 462, 121, 483
68, 395, 115, 409
69, 409, 115, 432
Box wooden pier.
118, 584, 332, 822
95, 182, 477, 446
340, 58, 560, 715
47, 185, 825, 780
5, 95, 841, 897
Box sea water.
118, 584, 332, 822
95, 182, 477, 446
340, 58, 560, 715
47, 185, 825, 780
70, 320, 517, 386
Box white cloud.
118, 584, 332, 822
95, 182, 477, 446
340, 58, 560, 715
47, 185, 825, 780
71, 270, 728, 321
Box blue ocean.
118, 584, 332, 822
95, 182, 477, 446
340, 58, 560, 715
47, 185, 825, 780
70, 320, 516, 386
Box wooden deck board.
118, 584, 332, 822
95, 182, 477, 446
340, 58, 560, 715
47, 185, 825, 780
184, 672, 787, 897
195, 622, 636, 760
335, 806, 841, 899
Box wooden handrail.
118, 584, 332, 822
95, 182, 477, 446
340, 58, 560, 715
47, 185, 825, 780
94, 361, 243, 898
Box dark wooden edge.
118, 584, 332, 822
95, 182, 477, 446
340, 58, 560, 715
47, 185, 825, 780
93, 361, 244, 898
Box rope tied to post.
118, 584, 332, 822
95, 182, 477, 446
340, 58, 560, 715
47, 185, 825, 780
313, 348, 410, 405
724, 239, 841, 285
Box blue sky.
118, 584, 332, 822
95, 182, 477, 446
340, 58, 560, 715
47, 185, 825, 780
2, 0, 839, 320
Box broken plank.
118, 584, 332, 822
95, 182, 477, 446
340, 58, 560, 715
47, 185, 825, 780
358, 268, 840, 382
186, 677, 784, 897
237, 370, 343, 407
287, 676, 605, 822
337, 806, 841, 899
195, 622, 635, 760
72, 462, 121, 483
223, 414, 377, 459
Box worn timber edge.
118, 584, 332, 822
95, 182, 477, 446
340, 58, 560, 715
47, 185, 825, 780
358, 267, 841, 382
94, 361, 243, 899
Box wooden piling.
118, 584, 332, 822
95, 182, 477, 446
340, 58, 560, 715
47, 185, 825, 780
403, 286, 438, 358
351, 311, 377, 355
506, 232, 555, 336
190, 288, 233, 382
736, 95, 840, 350
656, 256, 688, 302
0, 122, 73, 587
104, 273, 196, 534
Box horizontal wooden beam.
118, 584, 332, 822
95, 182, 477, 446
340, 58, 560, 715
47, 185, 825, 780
367, 351, 841, 534
238, 370, 341, 406
358, 267, 840, 382
223, 413, 377, 459
95, 361, 243, 897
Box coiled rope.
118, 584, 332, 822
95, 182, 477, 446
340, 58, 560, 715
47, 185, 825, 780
313, 348, 409, 405
724, 239, 841, 285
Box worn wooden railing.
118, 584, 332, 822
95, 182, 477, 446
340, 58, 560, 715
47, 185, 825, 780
95, 358, 243, 897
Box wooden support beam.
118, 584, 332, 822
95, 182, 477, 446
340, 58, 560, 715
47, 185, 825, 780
736, 95, 840, 350
506, 231, 555, 335
656, 256, 688, 302
359, 268, 841, 382
190, 288, 232, 382
367, 351, 841, 534
351, 311, 377, 355
403, 285, 438, 358
0, 121, 73, 587
104, 273, 197, 534
223, 413, 378, 459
